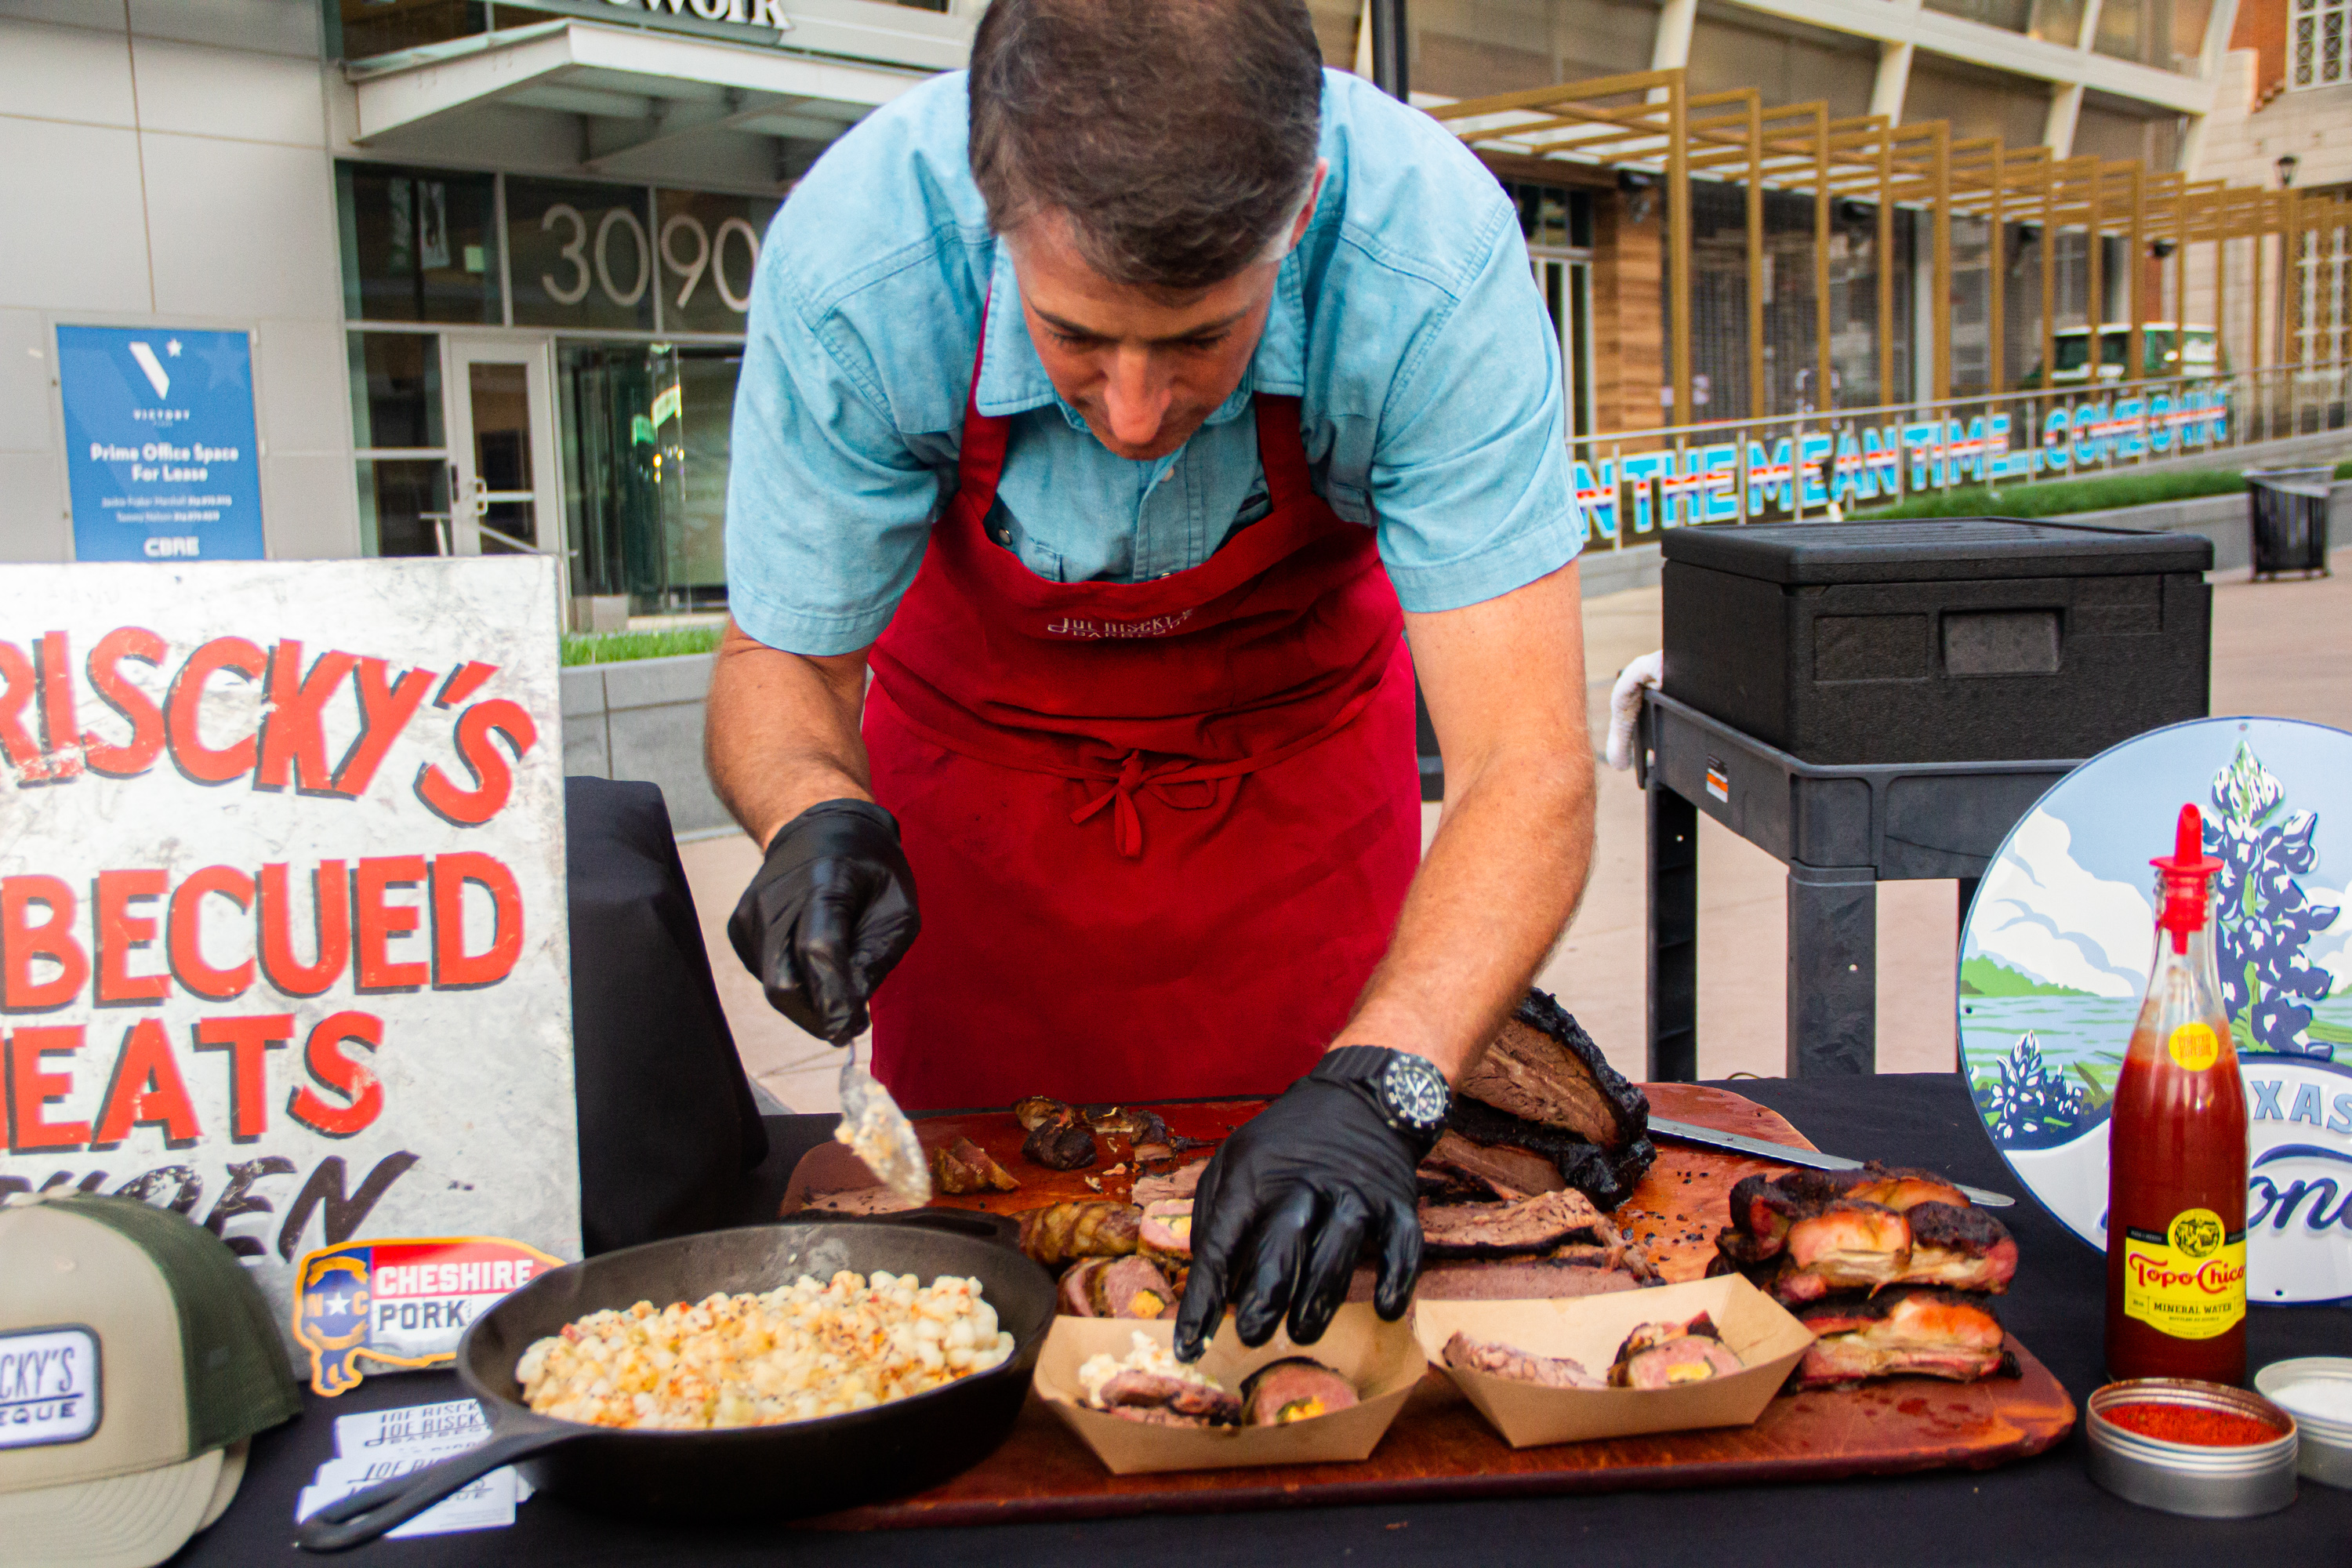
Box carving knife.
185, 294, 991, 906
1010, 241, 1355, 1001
1648, 1116, 2016, 1207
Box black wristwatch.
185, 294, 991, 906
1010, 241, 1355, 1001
1312, 1046, 1452, 1154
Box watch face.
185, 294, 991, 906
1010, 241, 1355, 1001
1381, 1054, 1450, 1132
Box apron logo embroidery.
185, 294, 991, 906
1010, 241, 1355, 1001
1041, 609, 1196, 639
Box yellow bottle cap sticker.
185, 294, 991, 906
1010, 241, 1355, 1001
2168, 1022, 2220, 1071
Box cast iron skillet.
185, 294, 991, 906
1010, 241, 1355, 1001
296, 1210, 1053, 1551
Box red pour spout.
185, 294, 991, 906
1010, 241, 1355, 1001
2151, 803, 2223, 953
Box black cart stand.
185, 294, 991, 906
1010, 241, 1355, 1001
1638, 690, 2078, 1081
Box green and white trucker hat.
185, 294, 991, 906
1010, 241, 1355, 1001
0, 1193, 300, 1568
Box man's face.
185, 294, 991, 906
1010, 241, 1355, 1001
1004, 165, 1323, 463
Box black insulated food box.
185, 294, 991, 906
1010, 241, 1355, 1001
1661, 517, 2212, 765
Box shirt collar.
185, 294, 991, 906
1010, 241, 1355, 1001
970, 241, 1309, 430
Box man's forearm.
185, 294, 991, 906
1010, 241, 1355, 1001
1335, 561, 1595, 1083
704, 619, 875, 850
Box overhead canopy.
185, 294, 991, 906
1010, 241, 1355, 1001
345, 17, 946, 186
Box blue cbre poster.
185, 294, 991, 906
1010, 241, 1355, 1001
58, 325, 266, 561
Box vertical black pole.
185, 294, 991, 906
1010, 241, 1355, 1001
1370, 0, 1408, 101
1647, 779, 1699, 1082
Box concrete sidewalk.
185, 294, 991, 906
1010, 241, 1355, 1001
681, 554, 2352, 1112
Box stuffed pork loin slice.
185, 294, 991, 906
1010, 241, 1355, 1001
1240, 1359, 1359, 1425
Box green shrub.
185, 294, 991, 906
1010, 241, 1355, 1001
1849, 459, 2350, 522
561, 625, 724, 666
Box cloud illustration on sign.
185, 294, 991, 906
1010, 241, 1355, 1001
1968, 808, 2153, 998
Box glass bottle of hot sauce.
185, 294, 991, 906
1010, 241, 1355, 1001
2106, 803, 2249, 1384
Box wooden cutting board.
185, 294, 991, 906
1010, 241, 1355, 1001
791, 1086, 2076, 1529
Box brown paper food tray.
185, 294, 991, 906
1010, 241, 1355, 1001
1036, 1307, 1425, 1475
797, 1086, 2075, 1530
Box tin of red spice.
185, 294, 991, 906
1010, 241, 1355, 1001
2102, 1400, 2285, 1447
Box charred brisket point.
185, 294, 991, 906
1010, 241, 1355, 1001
1023, 1119, 1098, 1171
1445, 1096, 1655, 1212
1457, 989, 1652, 1152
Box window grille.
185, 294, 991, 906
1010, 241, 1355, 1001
2292, 0, 2347, 88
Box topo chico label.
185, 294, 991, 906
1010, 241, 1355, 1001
2122, 1207, 2247, 1340
2166, 1022, 2220, 1072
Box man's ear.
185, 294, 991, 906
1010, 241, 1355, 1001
1287, 160, 1329, 252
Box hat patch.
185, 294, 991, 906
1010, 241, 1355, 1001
0, 1327, 100, 1450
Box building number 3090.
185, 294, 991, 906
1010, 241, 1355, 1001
536, 202, 761, 314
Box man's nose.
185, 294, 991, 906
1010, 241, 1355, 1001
1102, 347, 1172, 448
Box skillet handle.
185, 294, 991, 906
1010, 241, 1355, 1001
294, 1426, 570, 1552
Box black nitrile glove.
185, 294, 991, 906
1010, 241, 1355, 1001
1172, 1050, 1431, 1361
726, 799, 919, 1044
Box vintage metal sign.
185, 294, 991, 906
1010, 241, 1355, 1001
1959, 717, 2352, 1304
0, 557, 580, 1366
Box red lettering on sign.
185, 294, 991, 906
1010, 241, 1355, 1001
5, 1025, 89, 1152
89, 1017, 201, 1148
287, 1011, 383, 1138
83, 626, 167, 778
34, 633, 83, 781
164, 637, 265, 786
256, 641, 361, 794
431, 852, 523, 989
330, 659, 435, 799
166, 866, 255, 1001
94, 868, 170, 1004
0, 642, 54, 781
2, 876, 88, 1012
416, 699, 537, 827
353, 856, 429, 992
193, 1013, 294, 1142
258, 861, 349, 997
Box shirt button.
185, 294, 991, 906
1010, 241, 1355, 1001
996, 527, 1011, 545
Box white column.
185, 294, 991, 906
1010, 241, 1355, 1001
2044, 82, 2084, 156
1871, 39, 1914, 122
1651, 0, 1695, 70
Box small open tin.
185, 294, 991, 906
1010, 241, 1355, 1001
2085, 1379, 2299, 1518
2254, 1357, 2352, 1491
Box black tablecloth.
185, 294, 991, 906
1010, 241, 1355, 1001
177, 1075, 2351, 1568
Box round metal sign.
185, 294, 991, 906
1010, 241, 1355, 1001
1958, 715, 2352, 1305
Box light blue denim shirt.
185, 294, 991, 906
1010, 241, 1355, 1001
725, 68, 1578, 656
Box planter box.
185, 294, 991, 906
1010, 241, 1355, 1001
561, 652, 731, 836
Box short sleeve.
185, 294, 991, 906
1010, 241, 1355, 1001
1369, 205, 1581, 615
723, 250, 942, 656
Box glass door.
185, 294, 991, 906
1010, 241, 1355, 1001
1533, 253, 1595, 438
444, 337, 561, 558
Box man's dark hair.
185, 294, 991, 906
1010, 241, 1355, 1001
968, 0, 1327, 293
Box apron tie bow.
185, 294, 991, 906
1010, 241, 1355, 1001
1069, 750, 1220, 858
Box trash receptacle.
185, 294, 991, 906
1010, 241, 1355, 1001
2245, 466, 2335, 579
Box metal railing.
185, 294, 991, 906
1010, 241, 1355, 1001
1567, 361, 2351, 543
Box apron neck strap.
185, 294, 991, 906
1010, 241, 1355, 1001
1252, 394, 1310, 510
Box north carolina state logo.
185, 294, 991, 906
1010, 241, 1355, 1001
292, 1236, 561, 1396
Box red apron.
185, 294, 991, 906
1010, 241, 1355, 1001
863, 361, 1420, 1110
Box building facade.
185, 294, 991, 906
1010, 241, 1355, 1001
0, 0, 2276, 616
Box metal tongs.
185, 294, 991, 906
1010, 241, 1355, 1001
834, 1036, 931, 1206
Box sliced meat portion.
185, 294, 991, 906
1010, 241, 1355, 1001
1241, 1359, 1359, 1425
1057, 1258, 1109, 1317
1418, 1189, 1612, 1258
1443, 1332, 1603, 1389
1022, 1118, 1098, 1171
931, 1136, 1021, 1195
1446, 1099, 1655, 1213
1794, 1288, 2009, 1388
1897, 1203, 2017, 1294
1609, 1312, 1744, 1388
1139, 1199, 1193, 1262
1018, 1200, 1141, 1267
1133, 1159, 1209, 1207
1014, 1095, 1073, 1131
1723, 1164, 1976, 1264
1843, 1167, 1969, 1212
1769, 1200, 1912, 1303
1091, 1256, 1177, 1319
1458, 989, 1650, 1152
1403, 1258, 1655, 1302
1093, 1370, 1242, 1426
1419, 1132, 1566, 1203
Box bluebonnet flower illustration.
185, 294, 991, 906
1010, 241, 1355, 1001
1973, 1032, 2092, 1147
2204, 742, 2337, 1059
